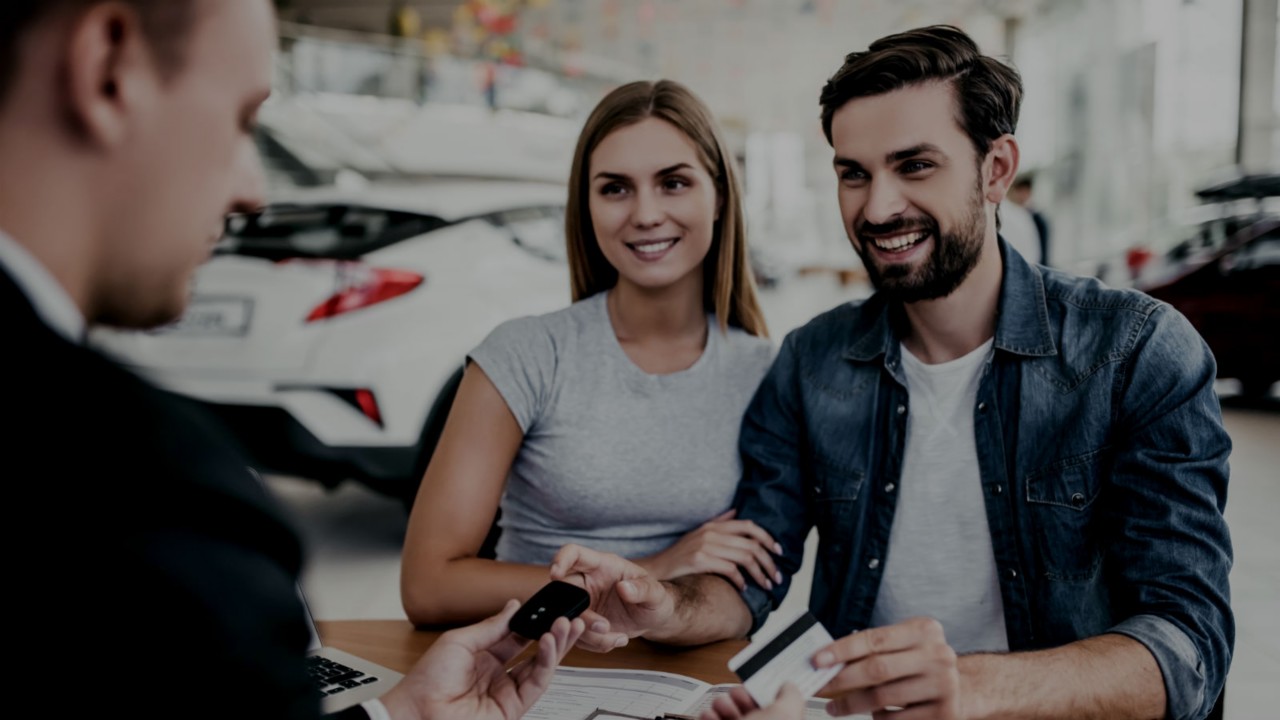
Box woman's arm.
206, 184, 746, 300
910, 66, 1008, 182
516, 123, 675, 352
400, 363, 551, 626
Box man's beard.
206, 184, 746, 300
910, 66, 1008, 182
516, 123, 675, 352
852, 179, 987, 304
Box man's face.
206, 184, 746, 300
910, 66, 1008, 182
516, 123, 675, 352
98, 0, 274, 328
829, 81, 990, 304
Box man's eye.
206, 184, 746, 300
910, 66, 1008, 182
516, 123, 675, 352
902, 161, 932, 174
840, 169, 867, 182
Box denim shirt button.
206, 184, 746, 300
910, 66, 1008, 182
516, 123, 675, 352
994, 484, 1003, 494
978, 402, 987, 412
868, 558, 880, 570
884, 483, 895, 493
896, 404, 906, 415
1070, 492, 1086, 508
1008, 568, 1018, 578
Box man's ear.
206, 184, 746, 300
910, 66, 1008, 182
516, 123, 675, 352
63, 3, 157, 147
982, 134, 1020, 204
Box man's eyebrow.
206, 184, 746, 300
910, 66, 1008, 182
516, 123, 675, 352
833, 157, 865, 170
886, 143, 943, 163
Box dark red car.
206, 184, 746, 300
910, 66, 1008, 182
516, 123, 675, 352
1137, 190, 1279, 398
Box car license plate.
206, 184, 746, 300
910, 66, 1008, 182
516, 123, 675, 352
160, 297, 253, 336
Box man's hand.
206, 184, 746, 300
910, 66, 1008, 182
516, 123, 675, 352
378, 599, 586, 720
815, 617, 960, 719
549, 544, 677, 652
701, 683, 805, 720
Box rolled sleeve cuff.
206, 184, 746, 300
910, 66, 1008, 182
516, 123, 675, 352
1109, 614, 1207, 720
740, 583, 775, 637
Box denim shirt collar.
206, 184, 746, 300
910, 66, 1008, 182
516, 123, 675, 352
841, 238, 1058, 367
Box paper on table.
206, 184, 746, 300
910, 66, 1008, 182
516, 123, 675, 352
522, 665, 869, 720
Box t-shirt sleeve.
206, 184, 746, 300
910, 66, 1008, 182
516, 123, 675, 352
467, 316, 557, 433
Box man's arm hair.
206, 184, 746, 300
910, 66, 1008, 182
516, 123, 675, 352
644, 574, 753, 646
960, 634, 1165, 720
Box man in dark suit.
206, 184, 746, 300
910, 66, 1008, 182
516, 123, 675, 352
0, 2, 583, 718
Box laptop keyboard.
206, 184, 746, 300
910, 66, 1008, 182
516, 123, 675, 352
307, 655, 382, 697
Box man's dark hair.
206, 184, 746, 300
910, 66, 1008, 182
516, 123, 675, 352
1013, 174, 1034, 190
819, 25, 1023, 159
0, 0, 198, 104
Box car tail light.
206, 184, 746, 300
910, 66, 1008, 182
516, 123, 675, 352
305, 265, 424, 323
328, 388, 384, 427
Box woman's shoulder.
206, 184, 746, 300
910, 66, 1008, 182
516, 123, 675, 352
479, 293, 604, 353
720, 323, 775, 358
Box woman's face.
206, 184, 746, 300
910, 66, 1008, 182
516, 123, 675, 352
587, 118, 720, 295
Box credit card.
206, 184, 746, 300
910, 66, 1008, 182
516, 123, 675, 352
727, 610, 845, 707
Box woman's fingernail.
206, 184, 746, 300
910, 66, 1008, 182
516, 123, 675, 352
814, 651, 834, 667
765, 579, 773, 590
775, 571, 783, 584
592, 620, 609, 632
614, 636, 629, 648
619, 581, 635, 595
774, 543, 783, 555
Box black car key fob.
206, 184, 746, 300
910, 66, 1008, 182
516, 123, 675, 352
509, 580, 591, 639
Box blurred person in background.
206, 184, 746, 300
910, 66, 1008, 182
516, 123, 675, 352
1009, 174, 1051, 267
401, 80, 781, 628
0, 1, 584, 718
553, 25, 1232, 720
997, 193, 1041, 264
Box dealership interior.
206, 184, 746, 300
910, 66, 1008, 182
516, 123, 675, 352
74, 0, 1280, 717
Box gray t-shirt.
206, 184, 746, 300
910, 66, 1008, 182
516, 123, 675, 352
468, 291, 774, 565
869, 338, 1010, 654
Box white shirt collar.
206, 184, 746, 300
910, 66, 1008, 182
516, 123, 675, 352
0, 229, 87, 343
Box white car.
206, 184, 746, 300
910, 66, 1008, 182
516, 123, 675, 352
92, 180, 571, 506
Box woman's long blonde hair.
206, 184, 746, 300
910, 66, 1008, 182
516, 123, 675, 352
565, 80, 768, 337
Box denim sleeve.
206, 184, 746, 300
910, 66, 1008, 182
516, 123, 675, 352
732, 330, 815, 635
1108, 304, 1233, 720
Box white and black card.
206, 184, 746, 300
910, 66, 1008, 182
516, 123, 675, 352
727, 610, 846, 707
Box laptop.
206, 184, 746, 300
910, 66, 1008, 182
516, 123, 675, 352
243, 467, 404, 711
299, 584, 405, 712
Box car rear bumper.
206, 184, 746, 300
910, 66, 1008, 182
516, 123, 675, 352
198, 402, 420, 500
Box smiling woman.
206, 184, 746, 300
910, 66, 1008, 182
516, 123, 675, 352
400, 80, 783, 627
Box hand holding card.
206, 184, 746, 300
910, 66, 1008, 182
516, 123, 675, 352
727, 610, 846, 708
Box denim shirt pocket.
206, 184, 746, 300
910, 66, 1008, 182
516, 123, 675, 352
1025, 447, 1108, 582
811, 458, 865, 552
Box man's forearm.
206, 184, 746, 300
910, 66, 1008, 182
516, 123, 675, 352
642, 575, 753, 646
960, 633, 1165, 720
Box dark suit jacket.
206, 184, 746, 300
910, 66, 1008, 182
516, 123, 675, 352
4, 267, 368, 719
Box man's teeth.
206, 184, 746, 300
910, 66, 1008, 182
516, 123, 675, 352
874, 231, 928, 251
633, 239, 675, 253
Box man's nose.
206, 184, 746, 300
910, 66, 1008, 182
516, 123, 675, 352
229, 143, 267, 216
862, 176, 908, 226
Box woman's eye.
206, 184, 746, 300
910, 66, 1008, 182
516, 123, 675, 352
599, 183, 626, 196
663, 176, 690, 190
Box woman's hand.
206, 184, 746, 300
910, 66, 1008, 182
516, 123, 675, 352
638, 510, 783, 591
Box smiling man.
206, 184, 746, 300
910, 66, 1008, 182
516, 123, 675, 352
552, 25, 1233, 720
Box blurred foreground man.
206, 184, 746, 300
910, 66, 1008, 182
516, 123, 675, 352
554, 26, 1233, 720
0, 2, 582, 718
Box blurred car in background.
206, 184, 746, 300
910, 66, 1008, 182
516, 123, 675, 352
92, 180, 570, 506
1135, 174, 1280, 399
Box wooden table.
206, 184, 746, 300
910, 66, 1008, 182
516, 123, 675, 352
318, 620, 749, 685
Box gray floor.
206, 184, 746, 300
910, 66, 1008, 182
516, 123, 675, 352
270, 274, 1280, 717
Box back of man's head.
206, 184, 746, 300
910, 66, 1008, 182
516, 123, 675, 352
819, 25, 1023, 160
0, 0, 273, 330
0, 1, 197, 107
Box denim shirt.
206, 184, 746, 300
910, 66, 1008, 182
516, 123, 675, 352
734, 241, 1233, 720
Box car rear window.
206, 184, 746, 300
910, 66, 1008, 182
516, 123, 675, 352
218, 205, 447, 261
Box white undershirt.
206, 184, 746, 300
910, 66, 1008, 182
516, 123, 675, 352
0, 229, 85, 343
870, 338, 1009, 654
